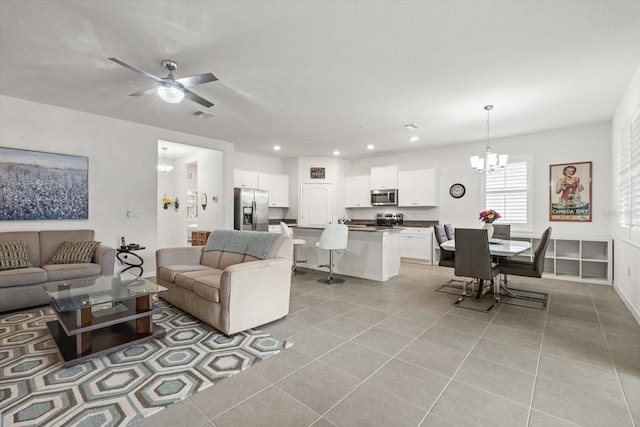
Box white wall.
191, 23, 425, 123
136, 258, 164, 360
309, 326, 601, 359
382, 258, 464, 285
349, 122, 611, 237
0, 95, 234, 277
157, 166, 184, 249
611, 63, 640, 321
295, 156, 351, 224
233, 152, 284, 174
157, 147, 225, 249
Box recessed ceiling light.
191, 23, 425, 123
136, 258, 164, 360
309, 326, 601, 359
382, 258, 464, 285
366, 144, 375, 150
409, 136, 419, 142
333, 150, 341, 156
273, 145, 281, 151
404, 123, 419, 130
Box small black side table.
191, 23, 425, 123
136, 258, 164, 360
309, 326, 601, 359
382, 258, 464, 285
116, 245, 146, 277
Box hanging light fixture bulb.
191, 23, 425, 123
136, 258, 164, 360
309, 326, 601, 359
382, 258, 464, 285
470, 105, 508, 174
157, 147, 174, 172
157, 83, 184, 104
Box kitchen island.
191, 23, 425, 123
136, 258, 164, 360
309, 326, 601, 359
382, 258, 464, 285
292, 226, 401, 282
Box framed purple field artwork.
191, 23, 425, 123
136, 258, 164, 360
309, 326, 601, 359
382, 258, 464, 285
0, 147, 89, 220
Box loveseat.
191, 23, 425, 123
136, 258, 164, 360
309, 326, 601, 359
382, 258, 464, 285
156, 229, 293, 336
0, 230, 116, 312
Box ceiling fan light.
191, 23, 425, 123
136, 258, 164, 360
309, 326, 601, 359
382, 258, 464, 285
157, 84, 184, 103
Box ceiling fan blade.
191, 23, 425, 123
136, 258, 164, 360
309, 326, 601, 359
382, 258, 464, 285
174, 73, 218, 88
129, 86, 158, 97
108, 57, 163, 83
183, 88, 214, 108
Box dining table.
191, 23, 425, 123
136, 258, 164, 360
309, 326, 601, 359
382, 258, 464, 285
439, 238, 532, 300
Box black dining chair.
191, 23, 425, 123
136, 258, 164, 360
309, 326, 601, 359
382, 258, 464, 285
498, 227, 552, 309
433, 225, 472, 296
453, 228, 500, 311
492, 224, 511, 240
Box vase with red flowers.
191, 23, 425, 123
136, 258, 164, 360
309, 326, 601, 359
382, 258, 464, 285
479, 210, 501, 239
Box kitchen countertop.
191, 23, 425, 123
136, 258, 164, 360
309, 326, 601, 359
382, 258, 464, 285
293, 225, 402, 232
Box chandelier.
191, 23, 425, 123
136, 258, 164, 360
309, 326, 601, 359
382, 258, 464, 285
470, 105, 508, 174
157, 147, 174, 172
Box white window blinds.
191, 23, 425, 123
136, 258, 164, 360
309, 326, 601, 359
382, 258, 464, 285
619, 107, 640, 229
485, 161, 528, 224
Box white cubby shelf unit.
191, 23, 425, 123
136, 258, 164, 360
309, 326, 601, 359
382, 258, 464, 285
510, 234, 612, 285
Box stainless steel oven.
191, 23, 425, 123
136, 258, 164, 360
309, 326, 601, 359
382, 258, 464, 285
371, 189, 398, 206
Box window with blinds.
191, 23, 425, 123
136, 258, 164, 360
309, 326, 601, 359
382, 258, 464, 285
484, 160, 529, 225
618, 106, 640, 229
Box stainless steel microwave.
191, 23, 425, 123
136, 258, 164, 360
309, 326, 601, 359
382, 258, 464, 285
371, 189, 398, 206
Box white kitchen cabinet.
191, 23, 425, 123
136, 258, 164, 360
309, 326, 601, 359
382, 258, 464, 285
234, 170, 259, 189
258, 173, 290, 207
370, 165, 398, 189
345, 175, 371, 208
398, 169, 439, 207
399, 228, 432, 264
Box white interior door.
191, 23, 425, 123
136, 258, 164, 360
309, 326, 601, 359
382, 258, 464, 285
300, 183, 333, 226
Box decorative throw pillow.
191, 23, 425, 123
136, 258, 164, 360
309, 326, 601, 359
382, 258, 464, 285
49, 240, 101, 264
0, 241, 33, 271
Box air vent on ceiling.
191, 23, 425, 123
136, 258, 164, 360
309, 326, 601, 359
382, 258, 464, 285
193, 111, 216, 118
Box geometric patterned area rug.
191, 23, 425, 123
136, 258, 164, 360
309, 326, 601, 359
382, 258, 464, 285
0, 299, 290, 427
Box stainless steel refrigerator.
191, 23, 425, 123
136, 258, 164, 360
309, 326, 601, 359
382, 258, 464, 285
234, 188, 269, 231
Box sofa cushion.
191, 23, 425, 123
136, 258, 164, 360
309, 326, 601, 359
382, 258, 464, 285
48, 241, 101, 264
0, 232, 40, 267
0, 241, 33, 271
41, 263, 102, 281
0, 267, 47, 288
192, 276, 223, 302
175, 269, 223, 292
218, 252, 248, 270
158, 264, 212, 283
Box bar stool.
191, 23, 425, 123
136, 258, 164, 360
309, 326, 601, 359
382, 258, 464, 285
280, 222, 307, 275
316, 223, 349, 284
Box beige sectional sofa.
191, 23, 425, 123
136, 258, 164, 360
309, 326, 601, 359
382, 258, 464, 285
156, 230, 293, 336
0, 230, 116, 312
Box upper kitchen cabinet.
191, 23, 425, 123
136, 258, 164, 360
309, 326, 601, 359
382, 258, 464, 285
234, 170, 259, 189
398, 169, 439, 207
258, 172, 290, 207
345, 175, 371, 208
370, 165, 398, 189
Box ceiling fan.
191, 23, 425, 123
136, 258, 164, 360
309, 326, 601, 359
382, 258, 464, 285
108, 58, 218, 108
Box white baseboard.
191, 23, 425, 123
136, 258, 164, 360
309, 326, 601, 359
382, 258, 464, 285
613, 284, 640, 327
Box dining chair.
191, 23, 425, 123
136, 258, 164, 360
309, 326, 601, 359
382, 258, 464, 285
454, 228, 500, 311
434, 225, 473, 296
492, 224, 511, 240
498, 227, 552, 309
316, 223, 349, 284
490, 223, 511, 263
280, 222, 307, 275
444, 224, 455, 240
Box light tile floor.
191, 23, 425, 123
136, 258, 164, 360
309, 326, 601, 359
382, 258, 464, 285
139, 263, 640, 427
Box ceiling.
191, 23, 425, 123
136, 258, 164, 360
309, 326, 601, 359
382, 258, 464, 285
1, 1, 640, 160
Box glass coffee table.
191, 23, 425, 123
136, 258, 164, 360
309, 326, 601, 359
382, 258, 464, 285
43, 273, 167, 367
